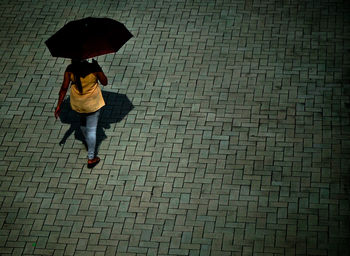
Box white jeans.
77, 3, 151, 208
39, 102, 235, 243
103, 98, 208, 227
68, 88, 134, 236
80, 110, 100, 159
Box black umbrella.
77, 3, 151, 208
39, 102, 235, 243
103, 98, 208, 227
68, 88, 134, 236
45, 17, 133, 59
58, 91, 134, 152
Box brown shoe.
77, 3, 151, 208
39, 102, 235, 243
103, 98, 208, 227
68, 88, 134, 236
88, 157, 100, 169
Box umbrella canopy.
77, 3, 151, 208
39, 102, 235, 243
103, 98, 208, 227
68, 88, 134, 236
45, 17, 133, 59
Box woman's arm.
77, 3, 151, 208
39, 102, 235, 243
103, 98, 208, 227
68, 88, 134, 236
54, 72, 70, 119
92, 59, 108, 86
96, 71, 108, 86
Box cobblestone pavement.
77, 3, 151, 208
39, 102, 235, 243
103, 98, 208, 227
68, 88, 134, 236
1, 0, 350, 255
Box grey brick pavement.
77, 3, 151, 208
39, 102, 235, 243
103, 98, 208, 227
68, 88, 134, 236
1, 0, 350, 255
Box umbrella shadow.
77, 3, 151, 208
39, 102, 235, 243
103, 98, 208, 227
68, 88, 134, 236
59, 90, 134, 153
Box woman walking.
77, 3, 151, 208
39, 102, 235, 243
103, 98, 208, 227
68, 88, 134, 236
54, 59, 108, 168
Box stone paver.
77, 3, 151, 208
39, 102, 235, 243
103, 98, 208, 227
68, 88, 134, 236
1, 0, 350, 255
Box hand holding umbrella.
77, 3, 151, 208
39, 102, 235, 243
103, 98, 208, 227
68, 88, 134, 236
92, 59, 102, 71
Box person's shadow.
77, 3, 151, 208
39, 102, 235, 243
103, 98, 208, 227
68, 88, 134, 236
59, 90, 134, 153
